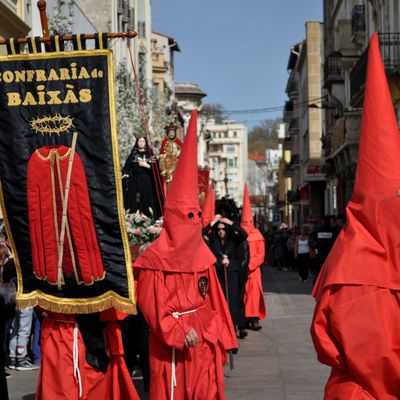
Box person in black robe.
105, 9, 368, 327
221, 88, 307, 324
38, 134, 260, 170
122, 137, 163, 219
203, 214, 248, 338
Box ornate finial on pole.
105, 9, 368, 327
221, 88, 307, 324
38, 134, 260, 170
37, 1, 50, 36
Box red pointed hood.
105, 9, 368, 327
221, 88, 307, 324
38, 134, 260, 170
240, 183, 264, 242
313, 33, 400, 299
201, 182, 215, 227
134, 110, 216, 272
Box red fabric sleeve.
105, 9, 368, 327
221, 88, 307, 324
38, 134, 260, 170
311, 287, 345, 370
312, 285, 400, 399
137, 269, 187, 350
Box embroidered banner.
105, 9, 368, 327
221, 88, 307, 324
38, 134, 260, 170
0, 50, 135, 314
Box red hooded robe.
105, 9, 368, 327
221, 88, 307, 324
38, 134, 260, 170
241, 183, 266, 320
311, 33, 400, 400
201, 182, 215, 228
35, 309, 139, 400
134, 110, 237, 400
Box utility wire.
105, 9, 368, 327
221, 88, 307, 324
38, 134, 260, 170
216, 95, 328, 115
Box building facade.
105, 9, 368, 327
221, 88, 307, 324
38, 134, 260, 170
322, 0, 400, 215
206, 120, 248, 206
151, 31, 180, 150
0, 0, 31, 55
283, 21, 325, 227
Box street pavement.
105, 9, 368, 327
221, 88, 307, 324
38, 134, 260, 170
7, 265, 329, 399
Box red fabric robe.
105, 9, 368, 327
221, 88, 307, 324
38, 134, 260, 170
137, 266, 237, 400
134, 110, 237, 400
27, 146, 104, 285
311, 34, 400, 399
244, 235, 266, 319
35, 310, 139, 400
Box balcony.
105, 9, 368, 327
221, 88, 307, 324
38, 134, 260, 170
283, 136, 293, 150
351, 5, 365, 35
288, 117, 299, 134
324, 52, 344, 87
284, 164, 293, 178
287, 79, 298, 97
283, 100, 293, 122
287, 190, 299, 203
289, 153, 300, 167
350, 33, 400, 106
321, 132, 332, 158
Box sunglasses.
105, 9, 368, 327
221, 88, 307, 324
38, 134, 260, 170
217, 227, 226, 231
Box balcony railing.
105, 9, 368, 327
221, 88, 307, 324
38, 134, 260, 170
287, 190, 299, 203
283, 136, 293, 150
288, 117, 299, 133
287, 79, 298, 97
289, 154, 300, 167
350, 33, 400, 105
283, 101, 293, 122
324, 52, 344, 87
351, 5, 365, 35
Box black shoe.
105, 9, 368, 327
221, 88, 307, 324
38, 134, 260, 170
252, 320, 262, 331
238, 329, 248, 339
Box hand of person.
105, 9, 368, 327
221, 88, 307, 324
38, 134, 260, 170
211, 214, 222, 226
139, 160, 150, 169
219, 217, 233, 226
122, 174, 129, 179
222, 254, 229, 268
184, 328, 198, 348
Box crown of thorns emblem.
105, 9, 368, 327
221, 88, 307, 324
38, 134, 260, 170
30, 114, 74, 135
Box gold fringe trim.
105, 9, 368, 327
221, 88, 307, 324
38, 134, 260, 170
16, 294, 136, 315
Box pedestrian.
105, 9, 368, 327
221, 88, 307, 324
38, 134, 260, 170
5, 259, 38, 371
134, 110, 237, 399
274, 224, 288, 270
285, 229, 297, 271
312, 216, 336, 283
241, 184, 266, 331
311, 34, 400, 399
294, 225, 311, 282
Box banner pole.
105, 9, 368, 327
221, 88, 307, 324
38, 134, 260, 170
37, 1, 52, 52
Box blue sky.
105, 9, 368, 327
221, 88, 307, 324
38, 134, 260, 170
152, 0, 323, 129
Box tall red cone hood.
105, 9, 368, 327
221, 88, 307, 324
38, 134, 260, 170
201, 182, 215, 227
134, 110, 216, 272
313, 33, 400, 299
240, 183, 264, 242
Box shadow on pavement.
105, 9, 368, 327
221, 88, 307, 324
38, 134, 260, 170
261, 264, 316, 296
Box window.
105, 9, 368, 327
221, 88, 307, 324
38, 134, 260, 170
224, 145, 236, 153
227, 158, 238, 167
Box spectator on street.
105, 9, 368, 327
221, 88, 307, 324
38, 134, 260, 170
294, 226, 311, 282
5, 259, 38, 371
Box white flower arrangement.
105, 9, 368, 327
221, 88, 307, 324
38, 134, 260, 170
125, 210, 163, 246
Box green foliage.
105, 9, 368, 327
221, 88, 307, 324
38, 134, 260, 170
248, 118, 281, 153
